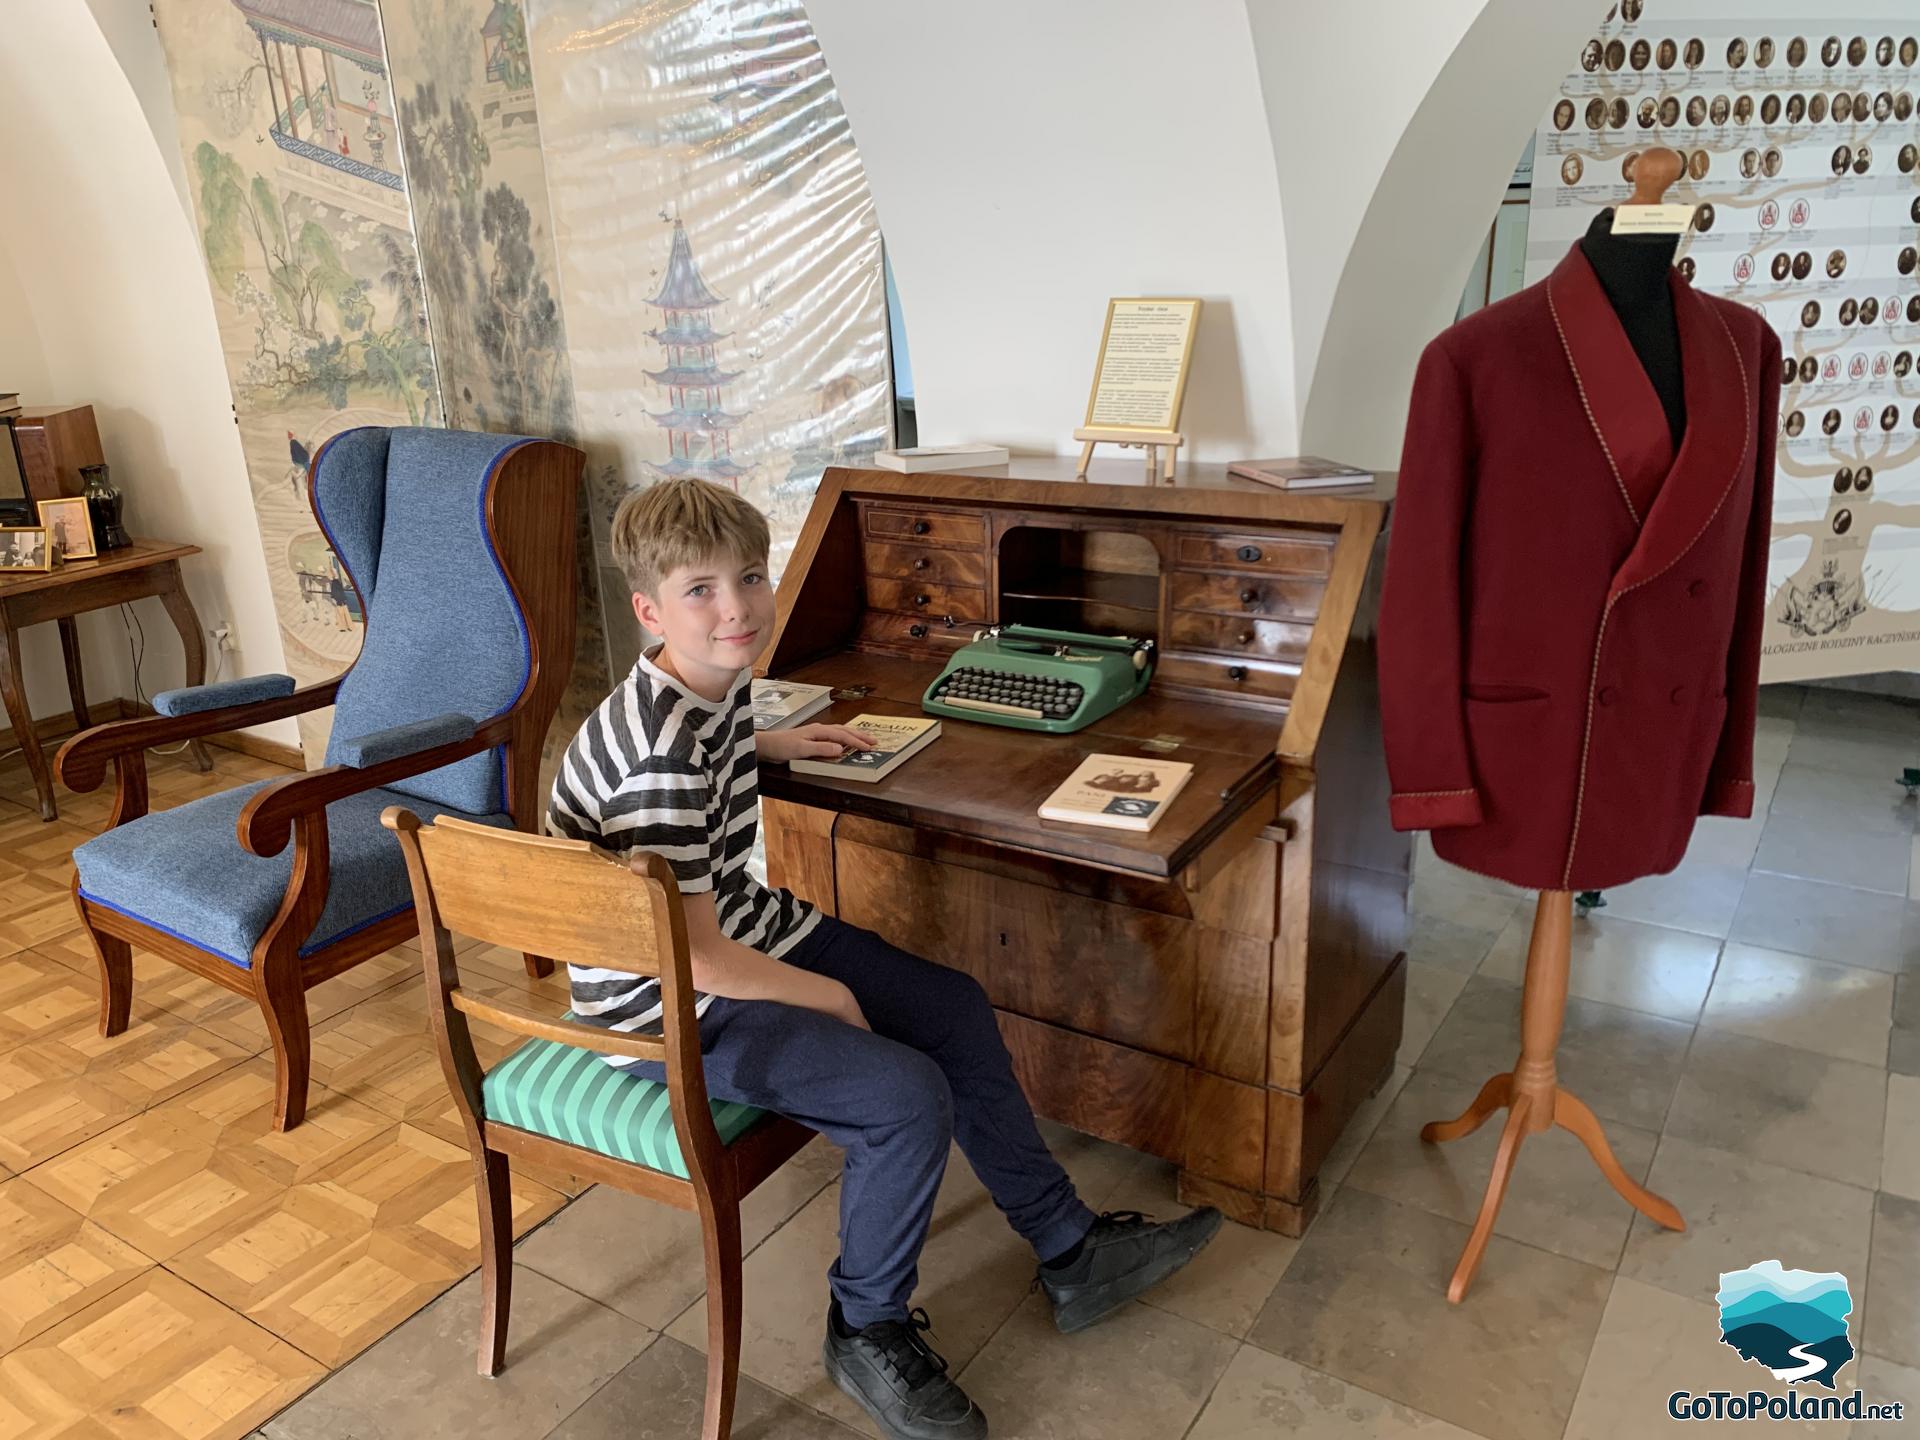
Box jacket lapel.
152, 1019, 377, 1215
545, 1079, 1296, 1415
1548, 245, 1675, 525
1604, 275, 1751, 599
1548, 244, 1751, 600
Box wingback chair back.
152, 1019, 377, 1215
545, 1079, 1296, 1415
315, 426, 558, 821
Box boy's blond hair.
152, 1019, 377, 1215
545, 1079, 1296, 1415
610, 477, 771, 595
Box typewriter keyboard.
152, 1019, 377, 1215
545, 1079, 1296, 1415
930, 667, 1085, 720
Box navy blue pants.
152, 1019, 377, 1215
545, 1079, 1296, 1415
637, 915, 1095, 1328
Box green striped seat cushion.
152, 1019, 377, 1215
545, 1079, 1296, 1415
481, 1036, 767, 1177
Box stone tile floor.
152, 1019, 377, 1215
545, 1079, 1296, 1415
5, 684, 1920, 1437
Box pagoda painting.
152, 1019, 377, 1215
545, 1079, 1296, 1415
646, 220, 750, 487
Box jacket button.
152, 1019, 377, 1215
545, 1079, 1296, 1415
1670, 686, 1687, 705
1598, 686, 1619, 707
1687, 579, 1707, 598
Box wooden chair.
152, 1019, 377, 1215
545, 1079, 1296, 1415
382, 807, 816, 1440
55, 428, 582, 1131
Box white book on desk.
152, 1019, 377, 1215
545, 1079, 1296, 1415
873, 444, 1010, 473
1038, 754, 1195, 832
750, 678, 833, 730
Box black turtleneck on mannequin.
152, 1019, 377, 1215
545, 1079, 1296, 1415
1579, 208, 1687, 448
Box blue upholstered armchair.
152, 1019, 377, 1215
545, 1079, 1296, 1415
56, 427, 583, 1130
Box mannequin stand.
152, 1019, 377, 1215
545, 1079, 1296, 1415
1420, 889, 1685, 1303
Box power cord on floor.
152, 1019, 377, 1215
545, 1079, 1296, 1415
121, 602, 224, 755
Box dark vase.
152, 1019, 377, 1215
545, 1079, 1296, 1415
79, 464, 130, 551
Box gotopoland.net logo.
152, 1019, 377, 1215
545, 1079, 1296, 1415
1666, 1261, 1906, 1423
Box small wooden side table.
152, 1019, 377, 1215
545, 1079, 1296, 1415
0, 539, 213, 820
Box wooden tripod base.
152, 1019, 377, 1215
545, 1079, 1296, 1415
1419, 889, 1685, 1304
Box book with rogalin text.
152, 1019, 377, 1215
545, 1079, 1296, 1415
788, 714, 941, 783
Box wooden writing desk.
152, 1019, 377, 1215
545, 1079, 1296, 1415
758, 459, 1409, 1235
0, 539, 211, 820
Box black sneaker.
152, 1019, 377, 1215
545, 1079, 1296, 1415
823, 1302, 988, 1440
1036, 1207, 1224, 1333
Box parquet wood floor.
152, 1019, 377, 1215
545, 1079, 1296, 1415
0, 1269, 323, 1440
0, 746, 589, 1436
169, 1122, 563, 1366
0, 1004, 254, 1173
26, 1060, 397, 1261
0, 1175, 150, 1351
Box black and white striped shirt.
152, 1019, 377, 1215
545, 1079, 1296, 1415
546, 648, 819, 1064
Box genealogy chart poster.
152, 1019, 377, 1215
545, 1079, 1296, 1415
1528, 3, 1920, 681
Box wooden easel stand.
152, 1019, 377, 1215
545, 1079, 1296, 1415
1073, 426, 1185, 484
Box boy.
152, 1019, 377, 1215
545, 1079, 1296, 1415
548, 478, 1221, 1440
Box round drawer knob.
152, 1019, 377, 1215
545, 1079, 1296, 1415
909, 623, 928, 638
913, 593, 932, 607
1237, 630, 1254, 645
912, 557, 930, 570
1240, 587, 1259, 605
1237, 545, 1263, 563
913, 519, 931, 535
1228, 665, 1249, 682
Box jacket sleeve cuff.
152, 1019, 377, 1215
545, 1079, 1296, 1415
1389, 787, 1484, 832
1700, 777, 1754, 820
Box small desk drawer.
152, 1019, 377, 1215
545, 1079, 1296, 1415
863, 506, 988, 547
1168, 571, 1324, 620
863, 540, 988, 587
857, 610, 977, 653
1166, 611, 1313, 664
1173, 533, 1333, 576
1157, 652, 1298, 702
866, 577, 988, 622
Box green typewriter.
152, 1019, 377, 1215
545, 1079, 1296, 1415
921, 624, 1155, 733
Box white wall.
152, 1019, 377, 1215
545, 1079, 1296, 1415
0, 7, 296, 746
0, 242, 53, 400
808, 0, 1298, 461
85, 0, 196, 222
810, 0, 1606, 474
1294, 0, 1598, 467
1245, 0, 1491, 428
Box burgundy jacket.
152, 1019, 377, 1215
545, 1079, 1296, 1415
1378, 244, 1780, 891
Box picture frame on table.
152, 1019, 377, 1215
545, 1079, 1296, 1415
37, 495, 95, 561
0, 527, 52, 572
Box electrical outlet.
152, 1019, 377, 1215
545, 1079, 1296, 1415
210, 622, 235, 653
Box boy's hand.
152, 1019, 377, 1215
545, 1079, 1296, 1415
755, 723, 879, 764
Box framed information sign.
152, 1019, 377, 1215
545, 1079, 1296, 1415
1074, 297, 1203, 482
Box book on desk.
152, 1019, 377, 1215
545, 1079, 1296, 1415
1038, 753, 1193, 832
750, 677, 833, 730
750, 456, 1407, 1240
789, 713, 940, 782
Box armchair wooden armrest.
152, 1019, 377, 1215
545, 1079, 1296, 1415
238, 713, 516, 858
56, 679, 342, 795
